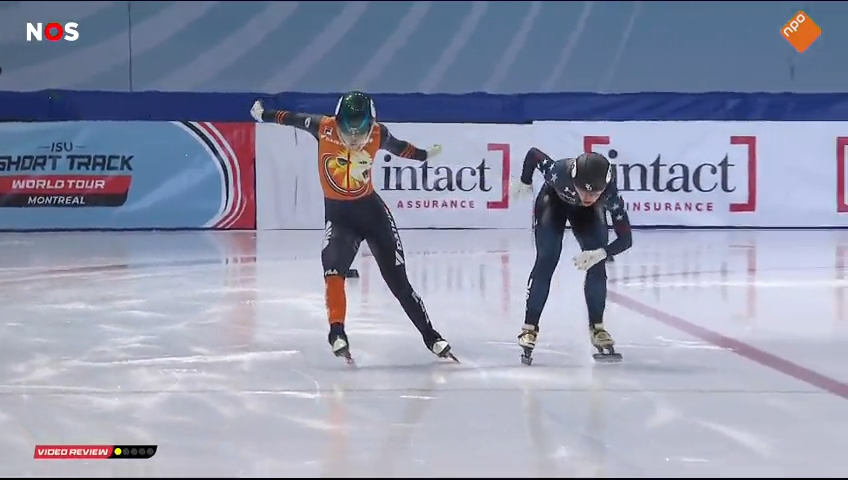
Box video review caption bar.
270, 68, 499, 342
33, 444, 158, 459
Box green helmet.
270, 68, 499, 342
334, 91, 376, 149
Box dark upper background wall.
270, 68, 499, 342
0, 1, 843, 95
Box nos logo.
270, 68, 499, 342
26, 22, 79, 42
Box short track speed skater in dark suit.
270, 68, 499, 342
512, 148, 633, 364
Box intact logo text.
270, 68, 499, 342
26, 22, 79, 42
584, 135, 757, 215
380, 143, 511, 211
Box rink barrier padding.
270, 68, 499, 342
2, 91, 848, 230
4, 91, 848, 123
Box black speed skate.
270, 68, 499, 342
328, 324, 355, 365
591, 323, 622, 363
518, 324, 538, 365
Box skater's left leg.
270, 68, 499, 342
571, 206, 616, 349
363, 195, 451, 358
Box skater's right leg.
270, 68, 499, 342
320, 219, 362, 358
520, 187, 568, 358
524, 187, 569, 329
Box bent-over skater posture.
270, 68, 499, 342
512, 148, 633, 364
249, 91, 456, 363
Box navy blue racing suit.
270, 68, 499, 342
520, 147, 633, 329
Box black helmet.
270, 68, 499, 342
571, 152, 612, 193
334, 91, 376, 149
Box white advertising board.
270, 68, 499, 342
257, 121, 848, 229
256, 123, 534, 230
535, 121, 848, 228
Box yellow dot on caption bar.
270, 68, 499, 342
114, 448, 122, 455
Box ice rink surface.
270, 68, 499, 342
1, 228, 847, 478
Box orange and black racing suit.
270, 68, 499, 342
262, 108, 445, 348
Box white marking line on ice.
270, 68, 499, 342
621, 279, 848, 288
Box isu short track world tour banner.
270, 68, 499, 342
0, 121, 256, 230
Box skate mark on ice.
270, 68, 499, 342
693, 419, 774, 459
289, 368, 322, 399
608, 265, 846, 287
523, 354, 779, 466
529, 381, 646, 475
620, 278, 848, 289
0, 384, 826, 398
522, 389, 565, 477
66, 349, 300, 367
372, 369, 463, 477
651, 337, 724, 350
608, 291, 848, 401
635, 378, 778, 458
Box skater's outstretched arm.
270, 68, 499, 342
520, 147, 558, 185
379, 124, 441, 161
249, 100, 323, 140
600, 182, 632, 257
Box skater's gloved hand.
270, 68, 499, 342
250, 100, 264, 122
426, 144, 442, 159
573, 248, 607, 271
510, 179, 534, 200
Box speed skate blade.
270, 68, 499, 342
592, 352, 623, 363
444, 352, 460, 363
333, 347, 355, 365
520, 346, 534, 365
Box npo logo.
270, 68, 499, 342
584, 133, 757, 214
379, 143, 510, 210
26, 22, 79, 42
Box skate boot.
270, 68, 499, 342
518, 324, 538, 365
328, 323, 354, 364
590, 323, 622, 362
425, 331, 459, 363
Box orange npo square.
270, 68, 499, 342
781, 11, 821, 53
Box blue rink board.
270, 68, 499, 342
2, 91, 848, 123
